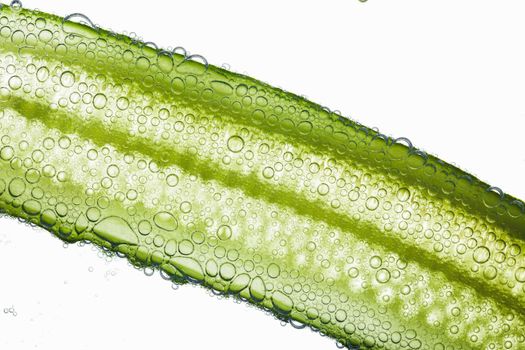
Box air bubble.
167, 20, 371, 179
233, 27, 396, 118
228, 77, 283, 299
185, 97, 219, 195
138, 220, 152, 235
509, 200, 525, 218
11, 30, 24, 44
38, 29, 53, 42
40, 209, 56, 227
170, 256, 204, 281
267, 263, 281, 278
172, 46, 188, 57
180, 201, 192, 213
36, 67, 49, 82
335, 309, 347, 322
171, 77, 186, 94
62, 13, 99, 39
407, 150, 427, 169
219, 262, 236, 280
22, 199, 41, 215
365, 196, 379, 211
348, 267, 359, 278
8, 177, 25, 197
206, 259, 218, 277
75, 214, 88, 233
0, 146, 14, 161
164, 240, 177, 256
177, 54, 209, 75
55, 202, 68, 217
58, 136, 71, 149
153, 211, 178, 231
396, 187, 410, 202
272, 291, 293, 313
515, 267, 525, 283
157, 52, 174, 72
166, 174, 179, 187
375, 268, 391, 283
8, 75, 22, 90
211, 80, 234, 95
249, 276, 266, 302
178, 239, 194, 255
35, 18, 46, 29
227, 135, 244, 153
389, 137, 413, 159
229, 273, 250, 293
106, 164, 120, 177
369, 256, 382, 268
483, 265, 497, 280
473, 246, 490, 264
136, 56, 150, 70
93, 93, 107, 109
60, 71, 75, 87
10, 0, 22, 10
306, 241, 316, 251
216, 225, 232, 240
262, 167, 274, 179
86, 207, 101, 221
116, 97, 129, 110
483, 186, 504, 208
317, 183, 329, 196
401, 285, 411, 295
191, 231, 205, 244
153, 235, 165, 247
93, 216, 138, 245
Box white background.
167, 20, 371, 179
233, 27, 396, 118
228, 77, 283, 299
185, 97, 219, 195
1, 1, 525, 349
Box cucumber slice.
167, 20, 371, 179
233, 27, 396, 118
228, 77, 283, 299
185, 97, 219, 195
0, 4, 524, 349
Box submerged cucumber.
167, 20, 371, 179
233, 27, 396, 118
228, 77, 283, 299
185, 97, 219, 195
1, 4, 525, 349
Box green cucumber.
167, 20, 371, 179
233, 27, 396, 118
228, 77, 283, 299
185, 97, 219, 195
1, 4, 524, 349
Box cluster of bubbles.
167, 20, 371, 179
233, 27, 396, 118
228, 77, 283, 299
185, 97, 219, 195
3, 305, 17, 317
0, 5, 524, 350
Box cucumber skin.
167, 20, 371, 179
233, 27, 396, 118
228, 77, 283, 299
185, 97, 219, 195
1, 5, 525, 350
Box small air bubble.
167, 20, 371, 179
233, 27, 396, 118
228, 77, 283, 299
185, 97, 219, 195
365, 196, 379, 211
60, 71, 75, 87
8, 75, 22, 90
10, 0, 22, 10
473, 246, 490, 264
93, 93, 107, 109
227, 135, 244, 153
177, 54, 208, 75
172, 46, 187, 57
62, 13, 99, 39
